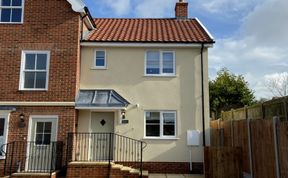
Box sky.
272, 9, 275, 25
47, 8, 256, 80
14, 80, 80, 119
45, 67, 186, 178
83, 0, 288, 99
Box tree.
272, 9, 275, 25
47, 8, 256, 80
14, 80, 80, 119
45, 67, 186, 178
209, 68, 255, 118
264, 72, 288, 97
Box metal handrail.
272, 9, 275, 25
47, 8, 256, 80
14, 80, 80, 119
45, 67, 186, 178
66, 132, 146, 177
2, 141, 63, 176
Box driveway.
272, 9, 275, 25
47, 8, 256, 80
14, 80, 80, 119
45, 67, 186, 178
149, 174, 204, 178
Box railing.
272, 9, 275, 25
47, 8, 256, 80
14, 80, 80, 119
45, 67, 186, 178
66, 133, 147, 177
1, 141, 63, 176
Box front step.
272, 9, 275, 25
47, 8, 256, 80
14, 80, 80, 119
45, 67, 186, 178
67, 162, 148, 178
9, 171, 58, 178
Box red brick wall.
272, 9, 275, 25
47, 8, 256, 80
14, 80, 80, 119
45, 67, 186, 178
0, 0, 81, 102
67, 163, 145, 178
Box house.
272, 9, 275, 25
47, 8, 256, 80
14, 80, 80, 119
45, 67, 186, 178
0, 0, 214, 177
67, 0, 214, 177
0, 0, 95, 177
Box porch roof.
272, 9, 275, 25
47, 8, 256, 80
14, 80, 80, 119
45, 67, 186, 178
75, 90, 130, 109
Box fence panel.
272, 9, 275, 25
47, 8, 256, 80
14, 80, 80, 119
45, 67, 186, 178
278, 121, 288, 178
210, 120, 220, 146
233, 120, 250, 173
250, 119, 277, 178
221, 121, 232, 147
204, 147, 243, 178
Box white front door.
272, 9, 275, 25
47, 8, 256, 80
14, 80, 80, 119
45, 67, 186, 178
0, 115, 8, 158
27, 116, 58, 171
90, 112, 114, 161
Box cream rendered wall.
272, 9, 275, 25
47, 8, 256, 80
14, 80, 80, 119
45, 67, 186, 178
78, 46, 210, 162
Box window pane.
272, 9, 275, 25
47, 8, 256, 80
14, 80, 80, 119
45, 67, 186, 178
96, 59, 105, 66
163, 112, 176, 136
43, 134, 51, 144
0, 118, 5, 136
11, 8, 21, 22
25, 54, 36, 69
1, 9, 11, 22
2, 0, 11, 6
163, 52, 174, 73
36, 122, 44, 133
44, 122, 52, 133
95, 51, 105, 67
24, 72, 35, 88
146, 112, 160, 124
146, 112, 160, 137
35, 134, 43, 145
146, 51, 160, 74
163, 125, 175, 136
36, 54, 47, 70
146, 125, 160, 137
35, 72, 46, 88
12, 0, 21, 6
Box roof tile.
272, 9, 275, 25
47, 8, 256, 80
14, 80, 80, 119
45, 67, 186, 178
86, 18, 214, 43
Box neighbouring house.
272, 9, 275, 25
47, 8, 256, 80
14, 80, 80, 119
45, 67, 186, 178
0, 0, 95, 177
66, 0, 214, 177
0, 0, 214, 177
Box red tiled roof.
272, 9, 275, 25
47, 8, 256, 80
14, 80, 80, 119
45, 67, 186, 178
85, 18, 214, 43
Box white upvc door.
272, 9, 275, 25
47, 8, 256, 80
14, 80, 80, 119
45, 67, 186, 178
27, 116, 58, 171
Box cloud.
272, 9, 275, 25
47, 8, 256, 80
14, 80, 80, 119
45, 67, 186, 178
104, 0, 131, 16
134, 0, 175, 18
209, 0, 288, 99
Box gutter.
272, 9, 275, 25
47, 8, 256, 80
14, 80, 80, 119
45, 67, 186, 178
200, 43, 206, 146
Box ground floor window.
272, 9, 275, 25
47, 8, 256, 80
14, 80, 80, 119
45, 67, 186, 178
145, 111, 176, 138
0, 114, 9, 158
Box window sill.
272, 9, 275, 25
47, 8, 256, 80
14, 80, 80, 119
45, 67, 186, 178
0, 22, 23, 24
143, 137, 179, 140
0, 156, 5, 160
143, 74, 177, 78
19, 89, 48, 91
91, 67, 108, 70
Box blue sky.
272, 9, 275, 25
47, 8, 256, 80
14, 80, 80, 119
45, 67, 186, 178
83, 0, 288, 99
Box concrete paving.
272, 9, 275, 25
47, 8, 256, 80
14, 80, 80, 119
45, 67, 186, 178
149, 174, 204, 178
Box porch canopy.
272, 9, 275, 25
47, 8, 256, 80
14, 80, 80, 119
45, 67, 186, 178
75, 90, 130, 109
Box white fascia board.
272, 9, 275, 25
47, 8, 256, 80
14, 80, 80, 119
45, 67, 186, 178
195, 18, 214, 41
66, 0, 85, 13
0, 102, 75, 106
81, 42, 214, 48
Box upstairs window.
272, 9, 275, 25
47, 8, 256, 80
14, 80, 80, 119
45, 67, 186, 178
20, 51, 50, 90
93, 50, 106, 69
145, 51, 175, 76
0, 0, 24, 23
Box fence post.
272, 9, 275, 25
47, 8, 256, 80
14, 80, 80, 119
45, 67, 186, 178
273, 116, 280, 178
283, 100, 287, 121
247, 118, 254, 178
231, 109, 234, 147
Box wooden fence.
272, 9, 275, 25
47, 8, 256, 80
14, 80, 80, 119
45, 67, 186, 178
210, 96, 288, 178
204, 147, 243, 178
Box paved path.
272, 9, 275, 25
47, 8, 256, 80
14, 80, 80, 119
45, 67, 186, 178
149, 174, 204, 178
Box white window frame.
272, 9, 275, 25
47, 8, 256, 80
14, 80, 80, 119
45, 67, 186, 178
0, 112, 10, 159
0, 0, 25, 24
19, 50, 50, 91
92, 49, 107, 69
144, 110, 177, 139
144, 50, 176, 76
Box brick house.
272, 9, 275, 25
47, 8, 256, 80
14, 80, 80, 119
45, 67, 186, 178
0, 0, 95, 177
0, 0, 214, 177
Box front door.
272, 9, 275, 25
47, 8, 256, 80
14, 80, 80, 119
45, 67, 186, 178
27, 117, 57, 171
90, 112, 114, 161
